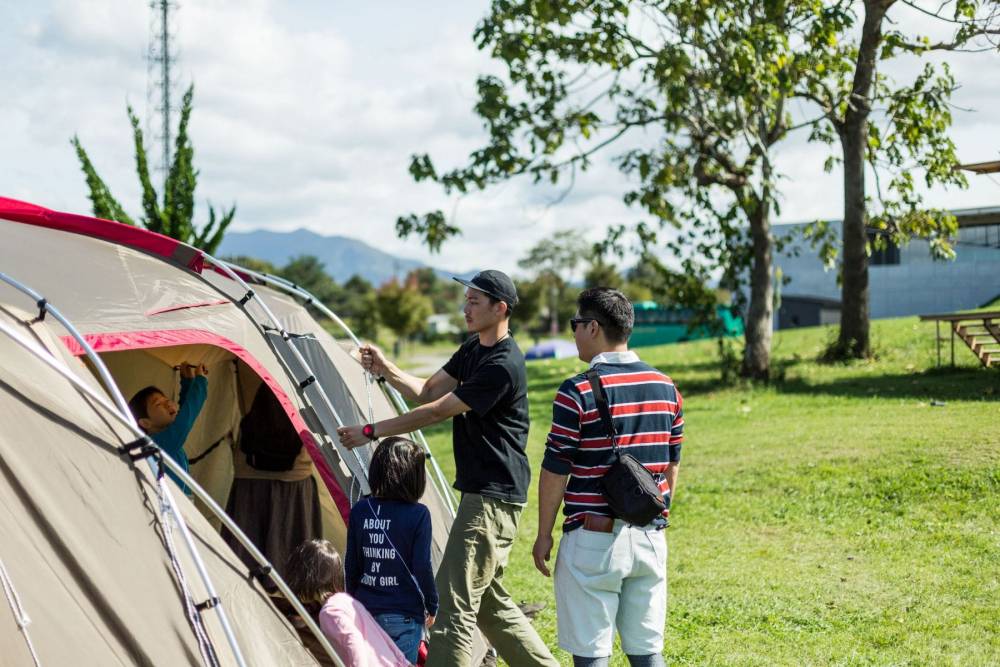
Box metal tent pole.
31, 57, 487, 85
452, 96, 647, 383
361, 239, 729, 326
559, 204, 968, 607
0, 316, 346, 667
217, 261, 457, 516
202, 254, 371, 495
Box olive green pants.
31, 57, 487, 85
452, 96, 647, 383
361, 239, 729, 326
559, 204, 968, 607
426, 493, 558, 667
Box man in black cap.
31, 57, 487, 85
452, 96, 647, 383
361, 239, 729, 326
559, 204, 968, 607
337, 270, 557, 667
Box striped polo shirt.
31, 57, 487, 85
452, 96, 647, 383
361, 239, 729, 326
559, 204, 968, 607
542, 351, 684, 532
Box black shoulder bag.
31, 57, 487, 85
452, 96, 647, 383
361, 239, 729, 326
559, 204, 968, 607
586, 367, 667, 527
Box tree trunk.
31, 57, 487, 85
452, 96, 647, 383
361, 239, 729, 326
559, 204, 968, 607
837, 121, 871, 358
741, 196, 773, 380
835, 0, 887, 359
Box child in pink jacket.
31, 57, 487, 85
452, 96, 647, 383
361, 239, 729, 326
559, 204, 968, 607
287, 539, 410, 667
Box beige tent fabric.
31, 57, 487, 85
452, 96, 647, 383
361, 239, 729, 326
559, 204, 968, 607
0, 304, 319, 666
0, 220, 350, 551
0, 215, 483, 662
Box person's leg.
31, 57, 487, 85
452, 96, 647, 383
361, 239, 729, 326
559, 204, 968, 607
223, 478, 271, 572
425, 494, 495, 667
266, 477, 321, 578
573, 656, 610, 667
617, 527, 668, 657
477, 529, 559, 667
374, 613, 422, 663
626, 654, 665, 667
552, 524, 624, 660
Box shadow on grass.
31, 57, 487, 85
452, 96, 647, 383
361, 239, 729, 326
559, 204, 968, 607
773, 367, 999, 402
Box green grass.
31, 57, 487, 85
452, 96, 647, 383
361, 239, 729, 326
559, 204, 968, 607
422, 315, 1000, 666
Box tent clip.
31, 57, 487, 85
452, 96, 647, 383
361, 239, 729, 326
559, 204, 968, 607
195, 597, 221, 613
119, 436, 160, 462
31, 298, 47, 323
299, 375, 316, 390
237, 289, 255, 306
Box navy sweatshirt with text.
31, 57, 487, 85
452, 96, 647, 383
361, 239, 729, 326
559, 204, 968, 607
345, 497, 438, 620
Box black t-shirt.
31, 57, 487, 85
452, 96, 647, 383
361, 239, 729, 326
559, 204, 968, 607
442, 334, 531, 503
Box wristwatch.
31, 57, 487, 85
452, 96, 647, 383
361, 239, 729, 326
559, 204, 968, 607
362, 423, 376, 441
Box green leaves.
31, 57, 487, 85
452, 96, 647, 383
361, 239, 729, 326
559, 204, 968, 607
71, 84, 234, 254
394, 211, 461, 254
70, 135, 134, 226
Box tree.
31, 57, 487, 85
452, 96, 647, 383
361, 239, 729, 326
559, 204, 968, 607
341, 275, 379, 341
800, 1, 999, 358
406, 267, 464, 314
583, 248, 625, 291
511, 277, 545, 335
516, 230, 588, 335
72, 85, 235, 253
376, 279, 433, 354
221, 255, 278, 275
280, 255, 346, 318
399, 1, 840, 379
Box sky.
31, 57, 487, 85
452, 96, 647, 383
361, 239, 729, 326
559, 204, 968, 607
2, 0, 999, 277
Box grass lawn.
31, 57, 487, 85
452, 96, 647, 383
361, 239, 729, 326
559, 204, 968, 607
420, 315, 1000, 666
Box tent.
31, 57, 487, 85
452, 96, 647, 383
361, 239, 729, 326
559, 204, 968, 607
0, 196, 485, 664
0, 199, 358, 551
0, 300, 323, 665
524, 338, 579, 360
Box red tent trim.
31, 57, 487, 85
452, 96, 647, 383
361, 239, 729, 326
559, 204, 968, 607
0, 196, 205, 272
60, 328, 351, 521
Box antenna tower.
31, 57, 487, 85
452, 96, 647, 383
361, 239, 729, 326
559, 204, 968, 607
146, 0, 178, 191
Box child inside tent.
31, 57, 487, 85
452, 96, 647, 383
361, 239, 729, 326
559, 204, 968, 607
128, 362, 208, 494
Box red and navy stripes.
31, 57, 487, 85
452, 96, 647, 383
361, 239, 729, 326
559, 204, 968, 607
542, 361, 684, 531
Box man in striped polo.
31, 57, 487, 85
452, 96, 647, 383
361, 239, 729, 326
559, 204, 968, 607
532, 287, 683, 667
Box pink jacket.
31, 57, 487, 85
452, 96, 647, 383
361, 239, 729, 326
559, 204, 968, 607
318, 593, 411, 667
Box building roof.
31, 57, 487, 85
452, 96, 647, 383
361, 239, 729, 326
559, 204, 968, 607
953, 206, 1000, 228
959, 160, 1000, 174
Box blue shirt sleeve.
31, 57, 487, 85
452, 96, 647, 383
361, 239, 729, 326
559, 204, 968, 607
152, 375, 207, 464
412, 505, 438, 616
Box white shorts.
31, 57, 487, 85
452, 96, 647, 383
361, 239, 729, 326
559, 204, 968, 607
553, 519, 667, 657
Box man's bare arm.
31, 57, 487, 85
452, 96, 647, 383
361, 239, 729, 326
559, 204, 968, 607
532, 468, 568, 577
665, 462, 680, 500
337, 392, 470, 448
361, 345, 457, 404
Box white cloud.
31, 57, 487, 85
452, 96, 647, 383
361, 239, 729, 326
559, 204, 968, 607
1, 0, 998, 278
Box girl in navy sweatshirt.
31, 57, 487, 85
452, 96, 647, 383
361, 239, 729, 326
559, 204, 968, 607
346, 437, 438, 663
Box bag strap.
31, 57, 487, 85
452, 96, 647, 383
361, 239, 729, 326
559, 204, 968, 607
365, 497, 428, 615
586, 367, 620, 459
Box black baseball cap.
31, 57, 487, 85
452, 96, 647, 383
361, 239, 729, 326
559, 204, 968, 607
453, 269, 519, 308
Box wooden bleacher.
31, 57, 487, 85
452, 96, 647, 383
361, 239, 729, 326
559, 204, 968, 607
919, 310, 1000, 368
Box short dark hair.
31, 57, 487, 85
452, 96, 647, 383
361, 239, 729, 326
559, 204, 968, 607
128, 386, 164, 422
369, 437, 426, 503
578, 287, 634, 344
285, 539, 345, 604
486, 295, 513, 320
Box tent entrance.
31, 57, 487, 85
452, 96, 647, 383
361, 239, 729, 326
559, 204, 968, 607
92, 344, 348, 550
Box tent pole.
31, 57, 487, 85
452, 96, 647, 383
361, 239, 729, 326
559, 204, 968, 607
204, 256, 372, 494
0, 318, 347, 667
217, 261, 458, 517
0, 271, 131, 415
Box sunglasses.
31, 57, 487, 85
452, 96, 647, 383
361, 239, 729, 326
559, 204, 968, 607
569, 317, 600, 332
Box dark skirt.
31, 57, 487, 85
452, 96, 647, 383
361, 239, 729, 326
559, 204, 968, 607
223, 476, 322, 578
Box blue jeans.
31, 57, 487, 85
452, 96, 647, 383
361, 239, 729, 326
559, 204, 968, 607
374, 612, 422, 663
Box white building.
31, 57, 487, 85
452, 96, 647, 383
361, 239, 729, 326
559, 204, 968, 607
771, 206, 1000, 329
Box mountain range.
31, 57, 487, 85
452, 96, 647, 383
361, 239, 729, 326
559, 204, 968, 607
217, 228, 459, 286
